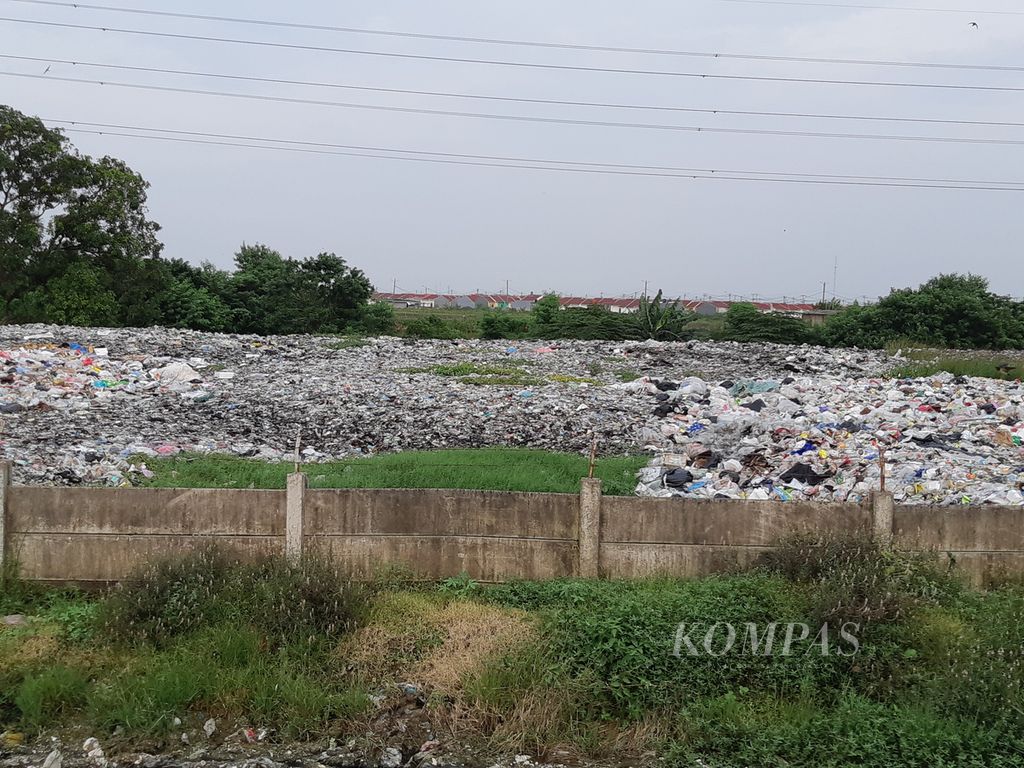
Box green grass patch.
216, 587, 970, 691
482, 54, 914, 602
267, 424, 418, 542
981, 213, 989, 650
547, 374, 601, 385
891, 357, 1022, 381
136, 449, 647, 495
398, 362, 529, 376
458, 374, 543, 387
326, 335, 369, 350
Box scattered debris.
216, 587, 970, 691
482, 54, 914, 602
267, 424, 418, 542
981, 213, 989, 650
636, 372, 1024, 505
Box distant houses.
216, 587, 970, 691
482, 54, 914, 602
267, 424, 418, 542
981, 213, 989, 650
373, 293, 827, 320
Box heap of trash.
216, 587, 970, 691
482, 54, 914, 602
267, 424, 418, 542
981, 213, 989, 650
3, 324, 1022, 505
632, 372, 1024, 506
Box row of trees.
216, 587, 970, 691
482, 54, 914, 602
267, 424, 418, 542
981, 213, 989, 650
1, 105, 376, 333
4, 105, 1021, 349
455, 274, 1024, 350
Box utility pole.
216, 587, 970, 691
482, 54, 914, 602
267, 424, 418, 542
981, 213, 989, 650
392, 278, 397, 295
505, 279, 510, 299
833, 255, 839, 301
643, 280, 649, 300
821, 282, 827, 304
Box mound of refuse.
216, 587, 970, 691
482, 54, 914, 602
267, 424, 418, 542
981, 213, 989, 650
632, 373, 1024, 506
5, 324, 1021, 505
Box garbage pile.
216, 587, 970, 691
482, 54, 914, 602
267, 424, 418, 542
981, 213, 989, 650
0, 323, 923, 492
633, 372, 1024, 505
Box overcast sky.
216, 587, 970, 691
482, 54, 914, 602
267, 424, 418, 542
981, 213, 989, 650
3, 0, 1023, 302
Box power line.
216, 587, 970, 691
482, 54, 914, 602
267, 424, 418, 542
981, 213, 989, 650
715, 0, 1024, 15
51, 122, 1024, 190
2, 16, 1024, 92
45, 118, 1024, 186
8, 71, 1024, 146
3, 0, 1022, 72
6, 54, 1024, 130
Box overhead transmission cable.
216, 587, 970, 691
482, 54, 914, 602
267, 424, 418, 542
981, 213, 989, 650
714, 0, 1024, 15
7, 71, 1024, 146
2, 16, 1024, 92
46, 117, 1024, 186
5, 54, 1023, 130
3, 0, 1022, 72
47, 119, 1024, 191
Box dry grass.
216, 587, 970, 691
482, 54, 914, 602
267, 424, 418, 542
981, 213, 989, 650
412, 601, 535, 695
342, 592, 535, 695
0, 630, 59, 673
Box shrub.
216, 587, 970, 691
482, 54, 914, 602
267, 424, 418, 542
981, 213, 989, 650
723, 303, 820, 345
355, 301, 396, 334
759, 532, 962, 627
480, 311, 533, 339
403, 314, 459, 339
98, 546, 367, 648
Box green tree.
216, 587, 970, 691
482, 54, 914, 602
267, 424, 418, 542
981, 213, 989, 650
42, 262, 119, 326
532, 294, 561, 329
823, 274, 1024, 349
1, 104, 162, 323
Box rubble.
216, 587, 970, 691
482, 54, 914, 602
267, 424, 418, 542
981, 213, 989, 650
3, 323, 1022, 505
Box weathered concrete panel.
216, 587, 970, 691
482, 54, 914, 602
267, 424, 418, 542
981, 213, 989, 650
894, 505, 1024, 552
14, 533, 282, 582
944, 551, 1024, 587
602, 497, 870, 546
601, 542, 768, 579
8, 488, 285, 536
311, 535, 576, 582
306, 488, 578, 539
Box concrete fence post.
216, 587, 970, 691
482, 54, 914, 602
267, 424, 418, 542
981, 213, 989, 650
871, 490, 895, 544
286, 471, 307, 562
579, 477, 603, 579
0, 462, 10, 575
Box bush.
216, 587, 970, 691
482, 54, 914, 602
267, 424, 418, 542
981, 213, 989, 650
480, 311, 533, 339
822, 273, 1024, 350
403, 314, 460, 339
723, 303, 820, 345
759, 532, 962, 627
99, 546, 367, 648
355, 301, 396, 334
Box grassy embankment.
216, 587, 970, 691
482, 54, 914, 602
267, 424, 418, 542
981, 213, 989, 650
137, 449, 647, 496
2, 536, 1023, 767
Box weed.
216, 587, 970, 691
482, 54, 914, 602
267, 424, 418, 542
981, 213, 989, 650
760, 532, 963, 627
327, 336, 368, 350
99, 546, 366, 648
16, 666, 89, 728
890, 358, 1023, 381
547, 374, 601, 386
438, 572, 480, 599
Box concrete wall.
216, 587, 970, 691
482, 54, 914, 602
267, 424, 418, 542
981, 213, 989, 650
4, 486, 284, 582
1, 466, 1022, 585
